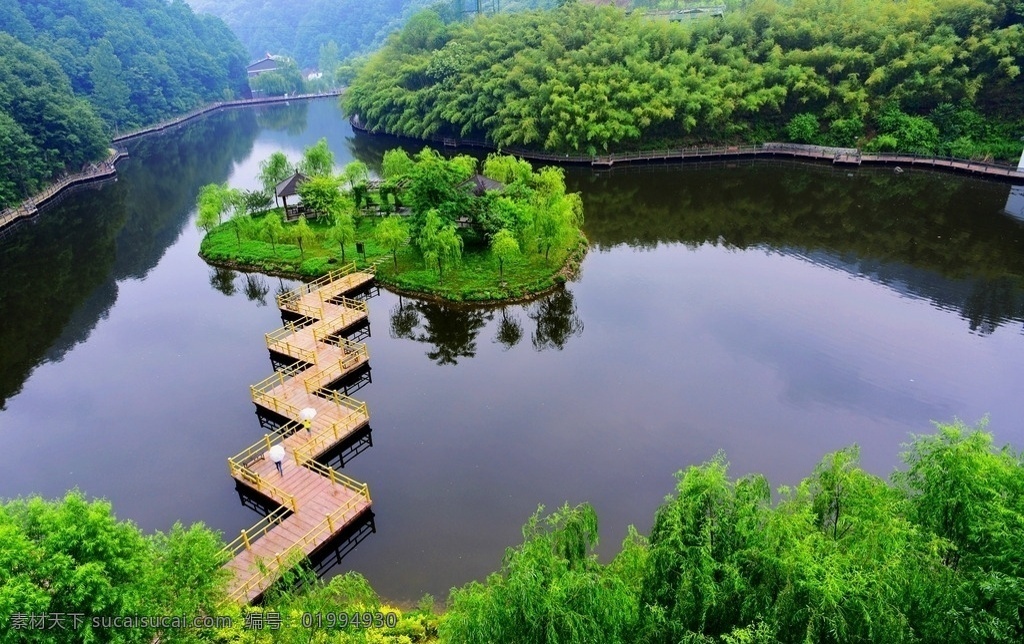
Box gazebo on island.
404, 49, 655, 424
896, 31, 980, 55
459, 174, 504, 197
275, 172, 308, 221
455, 174, 505, 228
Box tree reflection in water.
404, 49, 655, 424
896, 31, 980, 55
243, 273, 270, 306
388, 288, 585, 364
529, 289, 584, 351
493, 307, 523, 350
209, 267, 237, 296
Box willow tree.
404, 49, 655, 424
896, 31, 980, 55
299, 138, 335, 177
418, 209, 463, 283
490, 228, 520, 280
296, 174, 343, 221
327, 212, 356, 263
443, 503, 641, 644
291, 216, 316, 260
260, 212, 285, 255
258, 152, 293, 198
374, 216, 409, 270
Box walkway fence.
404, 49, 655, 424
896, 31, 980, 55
350, 119, 1024, 182
0, 148, 128, 233
0, 91, 344, 236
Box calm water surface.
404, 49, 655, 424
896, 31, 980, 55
2, 99, 1023, 602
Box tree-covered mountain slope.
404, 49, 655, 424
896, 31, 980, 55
183, 0, 560, 69
0, 0, 248, 209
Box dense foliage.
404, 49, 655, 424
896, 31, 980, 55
0, 0, 248, 208
344, 1, 1024, 158
443, 420, 1024, 643
0, 34, 107, 209
184, 0, 558, 69
199, 145, 586, 300
0, 492, 228, 643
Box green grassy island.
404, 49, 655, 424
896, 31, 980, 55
198, 141, 587, 303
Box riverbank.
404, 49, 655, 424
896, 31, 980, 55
351, 120, 1024, 183
0, 93, 346, 237
0, 148, 128, 234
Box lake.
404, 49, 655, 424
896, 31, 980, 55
1, 98, 1022, 603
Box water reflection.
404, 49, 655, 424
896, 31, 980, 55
529, 289, 584, 351
493, 307, 524, 350
0, 110, 260, 408
255, 101, 309, 135
243, 273, 271, 307
388, 288, 585, 363
569, 162, 1024, 333
209, 266, 239, 296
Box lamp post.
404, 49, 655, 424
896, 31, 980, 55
269, 445, 285, 476
300, 407, 317, 434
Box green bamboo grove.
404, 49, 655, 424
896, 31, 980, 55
344, 0, 1024, 158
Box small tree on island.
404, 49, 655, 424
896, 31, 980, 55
490, 228, 520, 280
327, 212, 356, 263
258, 152, 293, 200
297, 174, 343, 222
291, 216, 316, 260
374, 216, 409, 270
260, 211, 285, 255
342, 160, 370, 191
300, 138, 335, 177
418, 209, 463, 284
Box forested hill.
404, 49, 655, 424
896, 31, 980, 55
344, 1, 1024, 159
183, 0, 560, 69
0, 0, 248, 209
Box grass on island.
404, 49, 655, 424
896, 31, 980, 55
199, 210, 586, 302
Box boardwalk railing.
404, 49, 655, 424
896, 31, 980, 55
351, 119, 1024, 180
275, 262, 360, 308
303, 460, 372, 498
112, 90, 344, 143
265, 324, 319, 365
222, 506, 291, 557
0, 148, 128, 232
292, 409, 370, 466
225, 490, 370, 603
302, 343, 370, 393
226, 460, 299, 512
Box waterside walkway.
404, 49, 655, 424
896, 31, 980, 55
0, 91, 344, 236
350, 121, 1024, 183
221, 263, 376, 604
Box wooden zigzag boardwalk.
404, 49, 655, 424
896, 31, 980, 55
221, 263, 376, 604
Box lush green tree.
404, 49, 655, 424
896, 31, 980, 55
382, 148, 415, 180
418, 209, 464, 283
374, 215, 410, 270
0, 492, 229, 643
0, 34, 107, 208
342, 160, 370, 190
297, 174, 344, 221
299, 138, 336, 177
443, 503, 640, 644
87, 39, 131, 132
260, 211, 286, 254
291, 216, 316, 259
490, 228, 520, 279
327, 212, 357, 262
343, 2, 1024, 159
239, 189, 273, 216
259, 152, 294, 199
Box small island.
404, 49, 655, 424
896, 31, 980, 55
197, 139, 587, 302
